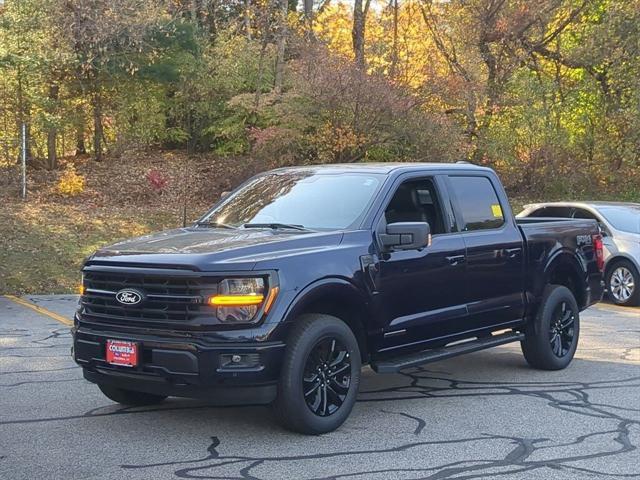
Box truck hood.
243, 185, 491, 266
88, 227, 344, 271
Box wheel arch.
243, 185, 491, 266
543, 252, 588, 310
604, 254, 640, 278
282, 278, 372, 363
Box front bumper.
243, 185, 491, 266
72, 324, 285, 404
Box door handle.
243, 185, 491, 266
446, 255, 466, 266
503, 248, 522, 259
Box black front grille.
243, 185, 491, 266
80, 269, 219, 328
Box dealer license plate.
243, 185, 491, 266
105, 339, 138, 367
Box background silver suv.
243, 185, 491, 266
518, 202, 640, 307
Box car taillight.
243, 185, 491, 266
592, 234, 604, 272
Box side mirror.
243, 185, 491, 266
380, 222, 431, 251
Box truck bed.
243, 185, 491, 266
516, 216, 602, 311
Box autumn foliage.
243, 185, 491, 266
56, 165, 85, 197
0, 0, 638, 201
146, 169, 169, 193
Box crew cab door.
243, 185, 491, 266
447, 174, 526, 329
374, 175, 467, 352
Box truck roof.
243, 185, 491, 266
270, 162, 491, 175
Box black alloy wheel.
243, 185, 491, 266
521, 284, 580, 370
303, 337, 352, 417
272, 313, 361, 434
548, 301, 576, 358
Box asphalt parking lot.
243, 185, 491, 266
0, 295, 638, 480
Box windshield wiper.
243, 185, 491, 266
243, 223, 312, 232
194, 221, 237, 229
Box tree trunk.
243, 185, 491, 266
244, 0, 252, 39
76, 130, 86, 155
92, 93, 103, 162
352, 0, 366, 69
274, 0, 288, 95
254, 40, 268, 111
208, 0, 218, 40
389, 0, 398, 78
303, 0, 314, 40
75, 105, 87, 155
352, 0, 371, 69
46, 83, 59, 170
474, 35, 499, 164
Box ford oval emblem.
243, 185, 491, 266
115, 289, 143, 306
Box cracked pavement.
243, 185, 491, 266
0, 295, 638, 479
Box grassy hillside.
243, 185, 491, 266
0, 150, 255, 294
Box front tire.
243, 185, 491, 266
273, 314, 361, 434
98, 384, 167, 406
606, 260, 639, 307
521, 285, 580, 370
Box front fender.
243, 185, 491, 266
282, 277, 371, 325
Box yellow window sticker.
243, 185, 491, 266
491, 204, 503, 218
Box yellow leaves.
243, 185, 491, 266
56, 164, 85, 197
313, 122, 368, 162
314, 3, 354, 60
314, 1, 444, 88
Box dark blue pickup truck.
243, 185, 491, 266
72, 163, 604, 434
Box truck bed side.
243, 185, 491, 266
517, 217, 604, 314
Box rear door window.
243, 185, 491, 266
449, 176, 505, 231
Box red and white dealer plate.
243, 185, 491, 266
105, 339, 138, 367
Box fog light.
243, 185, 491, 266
219, 353, 260, 369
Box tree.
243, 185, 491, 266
54, 0, 167, 161
0, 0, 51, 165
274, 0, 288, 94
352, 0, 372, 68
419, 0, 591, 163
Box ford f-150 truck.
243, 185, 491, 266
72, 163, 605, 434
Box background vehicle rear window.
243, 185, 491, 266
449, 176, 505, 231
528, 206, 573, 217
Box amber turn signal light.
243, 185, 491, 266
263, 286, 279, 314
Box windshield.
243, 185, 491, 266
200, 171, 383, 230
597, 205, 640, 234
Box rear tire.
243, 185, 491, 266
521, 285, 580, 370
606, 259, 640, 307
273, 314, 361, 434
98, 384, 167, 406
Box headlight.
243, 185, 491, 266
208, 278, 277, 323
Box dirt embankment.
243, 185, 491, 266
0, 150, 263, 294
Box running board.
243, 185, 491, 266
371, 331, 525, 374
